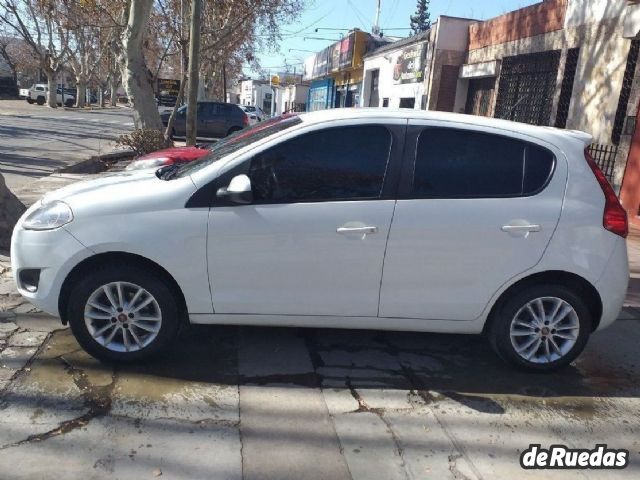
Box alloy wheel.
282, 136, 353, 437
509, 296, 580, 364
84, 281, 162, 353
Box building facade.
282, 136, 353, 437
303, 29, 388, 111
360, 16, 473, 111
240, 79, 274, 115
460, 0, 640, 193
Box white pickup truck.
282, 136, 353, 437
24, 84, 75, 107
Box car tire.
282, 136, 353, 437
487, 284, 592, 372
227, 127, 242, 136
36, 97, 45, 105
26, 98, 34, 104
65, 99, 74, 107
67, 264, 182, 363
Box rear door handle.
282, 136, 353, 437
337, 226, 378, 234
501, 224, 541, 233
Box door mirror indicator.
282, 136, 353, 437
217, 174, 253, 204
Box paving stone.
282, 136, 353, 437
12, 303, 39, 315
8, 330, 47, 348
13, 313, 63, 333
0, 367, 16, 381
0, 311, 16, 320
0, 346, 37, 370
0, 279, 17, 295
0, 322, 19, 337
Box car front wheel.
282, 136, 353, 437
488, 285, 592, 372
67, 265, 182, 363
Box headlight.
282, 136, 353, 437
125, 157, 171, 170
22, 201, 74, 231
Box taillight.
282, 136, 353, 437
584, 149, 628, 238
243, 113, 249, 126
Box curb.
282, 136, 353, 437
56, 149, 136, 174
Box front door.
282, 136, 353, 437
379, 122, 565, 321
207, 122, 405, 316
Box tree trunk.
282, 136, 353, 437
99, 87, 105, 107
118, 0, 163, 130
164, 50, 188, 144
76, 77, 87, 108
46, 71, 57, 108
186, 0, 203, 146
0, 173, 25, 251
110, 80, 117, 107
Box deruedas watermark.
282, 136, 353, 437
520, 444, 629, 469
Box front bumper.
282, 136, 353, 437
11, 220, 93, 317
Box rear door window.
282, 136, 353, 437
411, 128, 554, 198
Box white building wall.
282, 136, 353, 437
361, 43, 428, 109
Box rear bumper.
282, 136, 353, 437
594, 237, 629, 331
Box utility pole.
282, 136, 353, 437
186, 0, 202, 146
372, 0, 382, 36
222, 63, 227, 102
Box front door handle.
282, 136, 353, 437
501, 224, 541, 233
337, 226, 378, 235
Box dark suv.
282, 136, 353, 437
162, 102, 249, 138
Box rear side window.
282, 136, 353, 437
412, 128, 554, 198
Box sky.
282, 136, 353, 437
247, 0, 541, 77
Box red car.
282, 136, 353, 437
125, 144, 212, 170
125, 115, 291, 171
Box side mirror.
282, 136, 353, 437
217, 174, 253, 204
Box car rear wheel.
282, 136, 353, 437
36, 96, 45, 105
227, 126, 242, 136
26, 98, 34, 104
65, 99, 75, 107
67, 265, 182, 363
487, 285, 592, 372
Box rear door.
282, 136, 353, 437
378, 122, 566, 321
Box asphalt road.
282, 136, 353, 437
0, 100, 134, 192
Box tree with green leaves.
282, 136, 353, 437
410, 0, 431, 35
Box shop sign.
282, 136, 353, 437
339, 34, 355, 70
392, 43, 427, 84
313, 47, 331, 78
157, 78, 180, 95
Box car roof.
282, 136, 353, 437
296, 108, 592, 147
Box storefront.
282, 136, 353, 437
361, 16, 473, 112
308, 79, 335, 112
303, 30, 381, 111
361, 32, 430, 109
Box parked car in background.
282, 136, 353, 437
161, 101, 249, 139
239, 105, 266, 123
18, 87, 30, 99
65, 88, 97, 104
11, 109, 629, 371
25, 84, 75, 107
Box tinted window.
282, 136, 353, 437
524, 145, 555, 194
412, 129, 554, 197
176, 115, 303, 178
249, 126, 391, 203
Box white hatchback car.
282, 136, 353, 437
11, 110, 629, 371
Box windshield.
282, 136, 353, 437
174, 114, 302, 178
